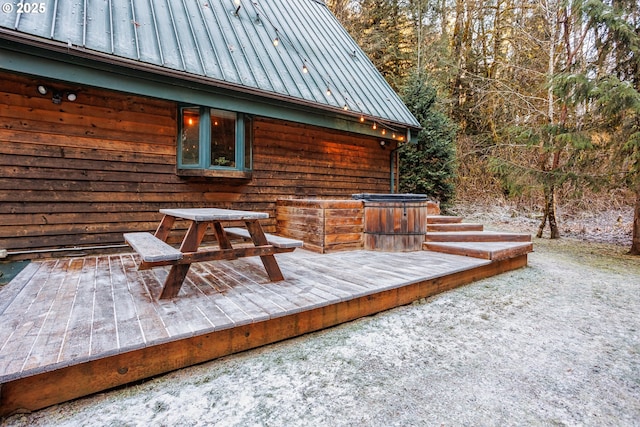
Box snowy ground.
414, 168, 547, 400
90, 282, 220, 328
3, 216, 640, 426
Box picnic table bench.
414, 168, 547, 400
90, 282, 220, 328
224, 227, 304, 249
124, 208, 302, 299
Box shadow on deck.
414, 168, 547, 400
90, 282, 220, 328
0, 247, 529, 416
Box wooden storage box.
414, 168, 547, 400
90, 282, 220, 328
276, 199, 364, 253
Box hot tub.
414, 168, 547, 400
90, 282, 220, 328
353, 193, 429, 251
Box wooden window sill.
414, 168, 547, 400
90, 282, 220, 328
177, 169, 253, 179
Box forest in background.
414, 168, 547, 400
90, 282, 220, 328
326, 0, 640, 254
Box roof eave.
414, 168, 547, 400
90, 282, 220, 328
0, 29, 421, 132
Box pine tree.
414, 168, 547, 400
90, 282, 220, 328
399, 75, 457, 207
553, 0, 640, 253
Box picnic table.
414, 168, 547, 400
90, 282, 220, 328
124, 208, 302, 299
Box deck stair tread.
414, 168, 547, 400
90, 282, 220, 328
427, 223, 484, 232
424, 241, 533, 260
426, 215, 463, 224
424, 231, 531, 243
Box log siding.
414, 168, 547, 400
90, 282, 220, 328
0, 72, 396, 258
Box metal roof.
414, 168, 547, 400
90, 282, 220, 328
0, 0, 420, 129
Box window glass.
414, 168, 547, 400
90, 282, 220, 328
178, 107, 251, 174
210, 110, 236, 167
181, 108, 200, 165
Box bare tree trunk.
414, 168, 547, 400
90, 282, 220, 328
537, 183, 560, 239
548, 185, 560, 238
631, 185, 640, 255
537, 187, 549, 238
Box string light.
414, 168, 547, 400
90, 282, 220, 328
246, 0, 411, 140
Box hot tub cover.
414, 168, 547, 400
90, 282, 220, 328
352, 193, 429, 202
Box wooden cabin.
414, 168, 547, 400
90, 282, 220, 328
0, 0, 421, 260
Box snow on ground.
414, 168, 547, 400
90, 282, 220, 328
3, 215, 640, 426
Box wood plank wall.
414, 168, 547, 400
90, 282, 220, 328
0, 71, 396, 258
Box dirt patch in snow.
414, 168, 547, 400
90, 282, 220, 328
3, 211, 640, 426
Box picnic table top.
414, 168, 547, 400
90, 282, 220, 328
159, 208, 269, 222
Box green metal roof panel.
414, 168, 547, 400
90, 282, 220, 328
0, 0, 420, 129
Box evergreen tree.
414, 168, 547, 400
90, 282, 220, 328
399, 75, 457, 207
552, 0, 640, 253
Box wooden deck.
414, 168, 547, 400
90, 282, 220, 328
0, 248, 528, 416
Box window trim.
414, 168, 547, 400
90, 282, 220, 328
177, 106, 252, 178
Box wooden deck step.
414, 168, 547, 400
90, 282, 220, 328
426, 215, 463, 224
424, 231, 532, 243
423, 241, 533, 260
427, 223, 484, 232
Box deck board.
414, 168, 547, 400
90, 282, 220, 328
0, 263, 44, 351
90, 257, 119, 356
1, 259, 69, 376
276, 258, 354, 303
220, 262, 297, 313
110, 256, 147, 350
58, 257, 97, 362
192, 263, 270, 325
182, 273, 242, 329
234, 257, 333, 311
0, 262, 40, 315
0, 247, 529, 416
121, 255, 168, 344
25, 258, 83, 371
